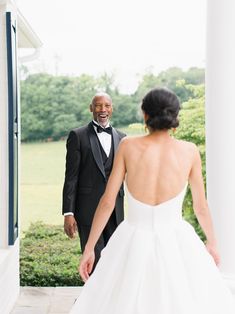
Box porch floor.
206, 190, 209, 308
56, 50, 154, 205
10, 287, 82, 314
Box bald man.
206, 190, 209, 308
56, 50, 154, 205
62, 93, 125, 268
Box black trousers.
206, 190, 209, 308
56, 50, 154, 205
77, 210, 118, 270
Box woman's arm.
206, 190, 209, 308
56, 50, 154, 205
189, 144, 220, 265
79, 138, 127, 281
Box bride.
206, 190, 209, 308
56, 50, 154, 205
70, 87, 235, 314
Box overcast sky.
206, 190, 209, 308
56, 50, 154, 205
16, 0, 206, 93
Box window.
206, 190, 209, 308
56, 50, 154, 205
6, 12, 19, 245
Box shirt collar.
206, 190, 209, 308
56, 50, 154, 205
92, 120, 110, 128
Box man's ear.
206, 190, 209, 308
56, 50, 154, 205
89, 104, 93, 112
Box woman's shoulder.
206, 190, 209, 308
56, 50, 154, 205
118, 135, 145, 152
174, 139, 199, 158
120, 135, 144, 144
175, 138, 197, 149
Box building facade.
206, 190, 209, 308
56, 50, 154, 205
0, 1, 41, 312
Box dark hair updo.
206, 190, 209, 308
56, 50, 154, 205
141, 87, 180, 131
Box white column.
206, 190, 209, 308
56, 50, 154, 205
206, 0, 235, 292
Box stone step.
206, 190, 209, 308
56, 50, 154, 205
10, 287, 82, 314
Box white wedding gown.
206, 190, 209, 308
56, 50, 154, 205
70, 183, 235, 314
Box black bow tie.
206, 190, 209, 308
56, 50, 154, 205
93, 122, 112, 134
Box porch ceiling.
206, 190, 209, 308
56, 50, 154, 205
17, 9, 42, 49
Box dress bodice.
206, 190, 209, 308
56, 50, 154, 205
126, 183, 188, 230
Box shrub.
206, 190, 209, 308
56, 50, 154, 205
177, 83, 206, 242
20, 222, 83, 286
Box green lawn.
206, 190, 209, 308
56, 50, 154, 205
20, 125, 144, 234
21, 141, 67, 233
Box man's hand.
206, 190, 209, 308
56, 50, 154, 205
64, 215, 77, 238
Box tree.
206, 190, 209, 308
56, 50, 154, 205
134, 67, 205, 103
52, 114, 78, 140
20, 67, 205, 141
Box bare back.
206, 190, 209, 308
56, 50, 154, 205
123, 132, 195, 205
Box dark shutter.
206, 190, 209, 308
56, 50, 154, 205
6, 12, 19, 245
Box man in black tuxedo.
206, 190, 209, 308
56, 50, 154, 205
62, 92, 125, 267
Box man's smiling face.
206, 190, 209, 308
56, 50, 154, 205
90, 95, 113, 127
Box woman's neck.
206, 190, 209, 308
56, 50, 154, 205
148, 129, 170, 137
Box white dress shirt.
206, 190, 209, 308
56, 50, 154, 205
92, 120, 112, 157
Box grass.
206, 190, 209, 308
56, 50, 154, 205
21, 141, 67, 232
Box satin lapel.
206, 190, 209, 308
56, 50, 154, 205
88, 122, 106, 179
112, 128, 120, 153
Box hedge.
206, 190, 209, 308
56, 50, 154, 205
20, 221, 83, 286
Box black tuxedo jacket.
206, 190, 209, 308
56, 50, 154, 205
62, 122, 126, 226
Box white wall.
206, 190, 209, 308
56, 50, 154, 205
0, 1, 41, 312
0, 2, 9, 249
0, 2, 20, 313
0, 241, 19, 314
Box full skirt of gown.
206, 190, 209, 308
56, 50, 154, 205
70, 184, 235, 314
